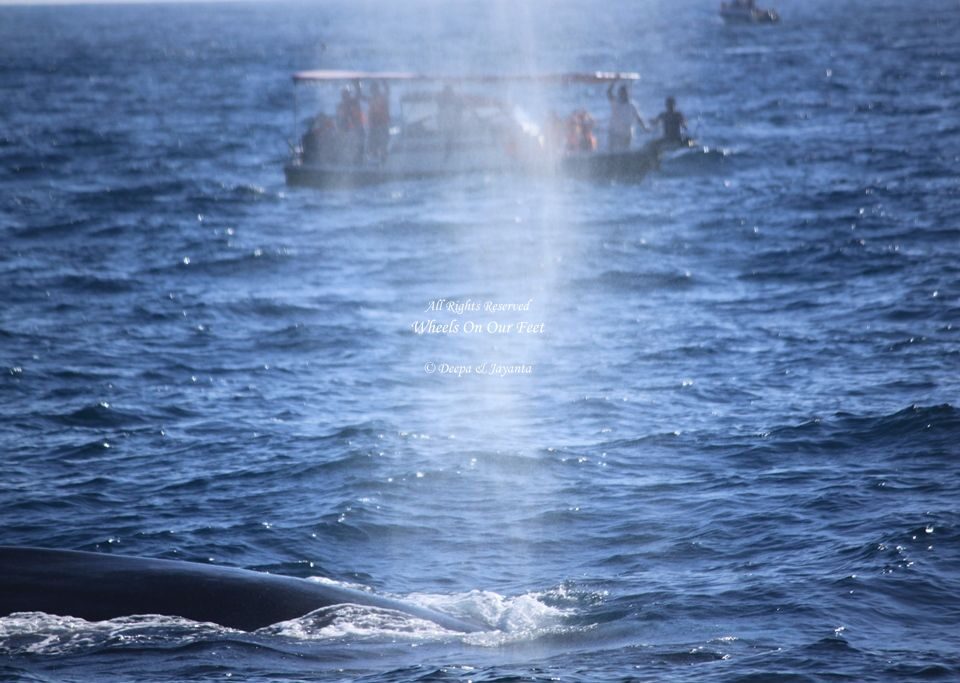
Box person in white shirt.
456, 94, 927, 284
606, 81, 649, 152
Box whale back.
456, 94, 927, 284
0, 546, 481, 633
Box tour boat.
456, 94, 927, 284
283, 70, 664, 188
720, 1, 780, 24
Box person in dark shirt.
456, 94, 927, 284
650, 96, 688, 144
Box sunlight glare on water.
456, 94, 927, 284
1, 0, 959, 680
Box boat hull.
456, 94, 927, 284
720, 7, 780, 23
560, 148, 660, 180
284, 162, 430, 187
285, 146, 662, 188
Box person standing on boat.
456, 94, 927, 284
366, 81, 391, 163
650, 96, 689, 145
606, 81, 648, 153
336, 85, 365, 163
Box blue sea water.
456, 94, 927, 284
1, 0, 959, 680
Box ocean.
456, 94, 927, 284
1, 0, 959, 680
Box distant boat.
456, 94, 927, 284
283, 70, 663, 188
720, 1, 780, 24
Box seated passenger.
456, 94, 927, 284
577, 111, 597, 152
301, 113, 336, 162
650, 96, 689, 145
562, 111, 597, 153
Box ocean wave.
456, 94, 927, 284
51, 273, 142, 294
70, 181, 191, 211
52, 401, 147, 428
575, 269, 696, 292
752, 404, 959, 457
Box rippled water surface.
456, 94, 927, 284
1, 0, 959, 680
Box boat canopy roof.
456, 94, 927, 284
292, 69, 641, 85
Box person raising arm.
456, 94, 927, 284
606, 80, 648, 152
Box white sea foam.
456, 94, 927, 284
0, 612, 232, 656
261, 604, 454, 641
0, 582, 588, 654
262, 580, 581, 645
